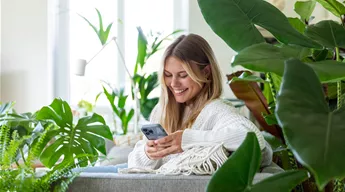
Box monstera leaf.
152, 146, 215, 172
276, 59, 345, 190
198, 0, 321, 52
36, 98, 112, 168
207, 132, 308, 192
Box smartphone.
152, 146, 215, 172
141, 124, 168, 140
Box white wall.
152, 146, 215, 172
1, 0, 50, 112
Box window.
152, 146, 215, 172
68, 0, 186, 107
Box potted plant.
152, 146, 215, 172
0, 98, 112, 191
198, 0, 345, 191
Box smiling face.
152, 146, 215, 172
164, 56, 204, 105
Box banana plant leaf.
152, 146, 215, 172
315, 0, 345, 17
227, 71, 283, 140
232, 43, 345, 83
276, 58, 345, 190
305, 20, 345, 49
36, 98, 112, 168
207, 132, 308, 192
197, 0, 321, 52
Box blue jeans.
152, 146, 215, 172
73, 163, 128, 173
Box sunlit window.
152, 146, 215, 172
69, 0, 176, 107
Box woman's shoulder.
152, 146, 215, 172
202, 98, 237, 113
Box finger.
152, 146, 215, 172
146, 146, 159, 153
155, 141, 173, 148
155, 135, 173, 145
155, 146, 177, 157
146, 140, 155, 147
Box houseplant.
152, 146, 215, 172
198, 0, 345, 191
0, 98, 112, 191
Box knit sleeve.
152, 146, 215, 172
127, 139, 162, 169
181, 100, 266, 152
127, 104, 162, 169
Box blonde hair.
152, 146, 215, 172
158, 34, 223, 133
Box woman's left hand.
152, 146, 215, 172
154, 130, 184, 157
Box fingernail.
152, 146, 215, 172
154, 140, 158, 144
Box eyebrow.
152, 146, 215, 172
164, 70, 187, 74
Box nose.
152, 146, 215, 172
171, 76, 180, 87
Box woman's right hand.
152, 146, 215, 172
144, 140, 165, 160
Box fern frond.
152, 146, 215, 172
2, 132, 29, 168
0, 125, 11, 164
26, 123, 54, 167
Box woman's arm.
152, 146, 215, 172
127, 104, 163, 169
127, 139, 162, 169
181, 102, 266, 152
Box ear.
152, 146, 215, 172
203, 65, 211, 77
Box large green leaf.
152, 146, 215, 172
315, 0, 345, 17
232, 43, 345, 82
275, 58, 345, 190
198, 0, 321, 52
232, 43, 311, 75
305, 20, 345, 49
207, 132, 307, 192
294, 0, 316, 22
207, 132, 261, 191
36, 98, 112, 168
251, 170, 309, 192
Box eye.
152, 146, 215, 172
179, 73, 188, 78
164, 73, 172, 77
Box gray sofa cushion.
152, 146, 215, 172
68, 173, 211, 192
68, 170, 278, 192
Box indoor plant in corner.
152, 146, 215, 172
0, 98, 112, 191
198, 0, 345, 191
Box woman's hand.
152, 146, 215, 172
144, 140, 165, 160
153, 130, 184, 157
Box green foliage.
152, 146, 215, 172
305, 20, 345, 49
133, 72, 159, 120
0, 98, 112, 191
79, 8, 113, 45
207, 132, 308, 192
294, 0, 316, 23
276, 59, 345, 189
133, 28, 182, 120
36, 98, 112, 168
102, 84, 134, 135
198, 0, 321, 52
198, 0, 345, 190
315, 0, 345, 17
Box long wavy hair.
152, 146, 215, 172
158, 34, 223, 133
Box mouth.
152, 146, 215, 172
173, 88, 188, 95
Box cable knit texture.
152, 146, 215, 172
128, 99, 267, 170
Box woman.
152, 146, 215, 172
128, 34, 271, 173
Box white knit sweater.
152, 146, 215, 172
128, 99, 267, 170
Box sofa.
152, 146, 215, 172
67, 139, 283, 192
